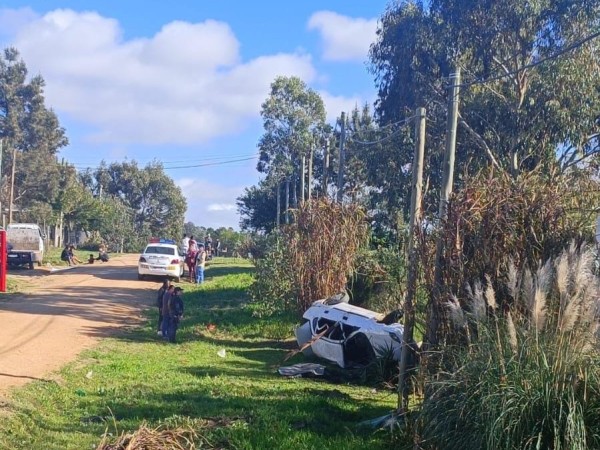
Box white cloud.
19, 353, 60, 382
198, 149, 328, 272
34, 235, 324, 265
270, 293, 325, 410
207, 204, 236, 212
175, 177, 251, 229
308, 11, 377, 62
0, 7, 38, 37
319, 91, 373, 123
3, 8, 317, 145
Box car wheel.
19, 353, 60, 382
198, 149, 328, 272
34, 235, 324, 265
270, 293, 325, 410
28, 262, 34, 270
324, 292, 349, 305
137, 273, 145, 281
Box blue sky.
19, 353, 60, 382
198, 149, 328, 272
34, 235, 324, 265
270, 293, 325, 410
0, 1, 389, 229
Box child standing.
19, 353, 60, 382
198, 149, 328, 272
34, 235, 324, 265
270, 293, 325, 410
167, 287, 184, 343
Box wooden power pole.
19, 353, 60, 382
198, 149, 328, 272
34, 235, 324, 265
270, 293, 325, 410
336, 112, 346, 203
307, 143, 313, 201
398, 107, 426, 413
427, 68, 461, 348
323, 139, 330, 197
8, 146, 16, 224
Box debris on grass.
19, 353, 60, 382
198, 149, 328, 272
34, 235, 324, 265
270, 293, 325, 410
96, 417, 246, 450
96, 422, 209, 450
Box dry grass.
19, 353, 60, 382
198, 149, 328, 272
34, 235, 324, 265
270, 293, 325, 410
419, 243, 600, 449
284, 198, 369, 311
96, 419, 230, 450
424, 169, 599, 344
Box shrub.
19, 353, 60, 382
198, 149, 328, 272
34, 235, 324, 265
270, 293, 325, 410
417, 243, 600, 450
248, 199, 369, 316
247, 237, 295, 317
351, 247, 406, 310
286, 198, 369, 312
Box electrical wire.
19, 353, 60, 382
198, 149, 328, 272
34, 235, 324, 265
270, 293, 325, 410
60, 154, 258, 172
455, 29, 600, 88
348, 114, 416, 146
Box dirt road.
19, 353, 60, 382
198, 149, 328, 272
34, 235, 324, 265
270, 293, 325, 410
0, 254, 157, 395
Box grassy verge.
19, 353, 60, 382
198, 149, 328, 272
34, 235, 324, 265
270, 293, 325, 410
0, 258, 397, 449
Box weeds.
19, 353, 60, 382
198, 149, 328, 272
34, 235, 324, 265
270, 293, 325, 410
418, 243, 600, 450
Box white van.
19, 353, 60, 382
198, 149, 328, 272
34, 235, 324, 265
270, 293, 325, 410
6, 223, 45, 269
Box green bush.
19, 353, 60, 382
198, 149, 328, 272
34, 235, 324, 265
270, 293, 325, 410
418, 243, 600, 450
247, 237, 295, 317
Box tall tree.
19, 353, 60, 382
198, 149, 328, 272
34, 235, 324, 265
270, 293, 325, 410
0, 47, 68, 220
86, 161, 187, 250
237, 178, 278, 233
257, 76, 326, 217
369, 0, 600, 178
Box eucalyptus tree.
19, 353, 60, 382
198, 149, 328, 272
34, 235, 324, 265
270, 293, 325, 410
257, 76, 326, 221
370, 0, 600, 178
370, 0, 600, 350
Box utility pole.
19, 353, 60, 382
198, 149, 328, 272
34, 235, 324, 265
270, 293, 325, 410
8, 146, 16, 224
323, 138, 330, 197
285, 177, 290, 224
276, 179, 281, 229
428, 68, 461, 348
308, 143, 313, 201
398, 107, 426, 413
300, 154, 306, 203
336, 112, 346, 203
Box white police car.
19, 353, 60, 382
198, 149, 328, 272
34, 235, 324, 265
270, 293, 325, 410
137, 238, 184, 281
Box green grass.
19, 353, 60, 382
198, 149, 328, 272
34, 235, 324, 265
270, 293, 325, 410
0, 258, 398, 449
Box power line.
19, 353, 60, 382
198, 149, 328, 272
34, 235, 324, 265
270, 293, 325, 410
348, 115, 416, 146
162, 156, 258, 170
56, 154, 259, 172
458, 29, 600, 88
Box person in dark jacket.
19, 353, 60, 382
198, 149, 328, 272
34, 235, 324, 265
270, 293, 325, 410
156, 280, 169, 335
160, 284, 175, 339
167, 287, 184, 343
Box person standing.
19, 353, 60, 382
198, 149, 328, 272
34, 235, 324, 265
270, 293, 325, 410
186, 246, 197, 283
181, 234, 190, 255
214, 239, 221, 257
161, 284, 175, 339
156, 280, 169, 335
189, 235, 198, 252
167, 287, 184, 343
205, 234, 213, 256
195, 243, 207, 284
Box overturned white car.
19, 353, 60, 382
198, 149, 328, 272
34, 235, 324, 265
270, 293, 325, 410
295, 297, 405, 368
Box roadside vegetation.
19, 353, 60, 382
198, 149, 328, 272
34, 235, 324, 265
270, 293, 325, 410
237, 1, 600, 447
0, 258, 398, 449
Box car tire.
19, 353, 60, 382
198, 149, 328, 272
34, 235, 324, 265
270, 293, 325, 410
28, 262, 34, 270
137, 273, 145, 281
324, 292, 350, 305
